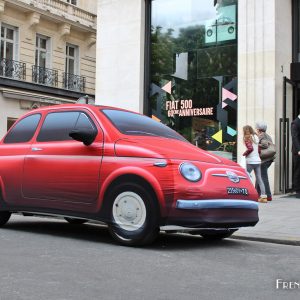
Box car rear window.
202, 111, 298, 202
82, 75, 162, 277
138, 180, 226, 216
4, 114, 41, 144
102, 109, 186, 142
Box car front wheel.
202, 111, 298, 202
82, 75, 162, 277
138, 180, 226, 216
107, 183, 159, 246
0, 211, 11, 227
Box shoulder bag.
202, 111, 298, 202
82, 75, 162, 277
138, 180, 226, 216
260, 142, 276, 159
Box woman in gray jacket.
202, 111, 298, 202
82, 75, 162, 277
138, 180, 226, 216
255, 121, 276, 201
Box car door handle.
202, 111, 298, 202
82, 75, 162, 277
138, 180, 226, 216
31, 147, 43, 151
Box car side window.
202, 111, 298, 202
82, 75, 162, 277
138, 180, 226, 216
74, 112, 95, 130
4, 114, 41, 144
37, 111, 95, 142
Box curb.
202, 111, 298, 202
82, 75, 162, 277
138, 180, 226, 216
230, 235, 300, 246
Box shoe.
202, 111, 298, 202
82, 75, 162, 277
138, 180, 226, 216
258, 196, 268, 203
267, 196, 272, 201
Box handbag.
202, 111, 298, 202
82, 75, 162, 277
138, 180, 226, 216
260, 142, 276, 159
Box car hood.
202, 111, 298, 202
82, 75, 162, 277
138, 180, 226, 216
114, 137, 234, 164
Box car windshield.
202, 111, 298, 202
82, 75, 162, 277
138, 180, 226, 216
102, 109, 187, 142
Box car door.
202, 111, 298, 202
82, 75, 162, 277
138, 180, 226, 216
0, 113, 41, 204
22, 109, 103, 210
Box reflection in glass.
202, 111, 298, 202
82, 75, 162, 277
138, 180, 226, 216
150, 0, 238, 161
6, 28, 14, 40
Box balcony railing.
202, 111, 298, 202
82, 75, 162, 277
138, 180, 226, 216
1, 61, 90, 93
32, 65, 58, 87
0, 58, 26, 80
63, 72, 85, 92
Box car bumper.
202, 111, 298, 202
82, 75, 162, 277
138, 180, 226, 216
176, 199, 258, 210
163, 199, 259, 229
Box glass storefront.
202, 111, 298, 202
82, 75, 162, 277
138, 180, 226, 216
149, 0, 238, 161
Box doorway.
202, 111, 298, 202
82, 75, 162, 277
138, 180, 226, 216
281, 76, 299, 193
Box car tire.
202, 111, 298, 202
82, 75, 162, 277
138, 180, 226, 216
107, 182, 159, 246
200, 229, 237, 240
0, 211, 11, 227
64, 217, 87, 225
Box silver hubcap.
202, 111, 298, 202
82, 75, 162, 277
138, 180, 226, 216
112, 191, 146, 231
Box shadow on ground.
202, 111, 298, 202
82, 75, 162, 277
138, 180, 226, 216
1, 216, 245, 250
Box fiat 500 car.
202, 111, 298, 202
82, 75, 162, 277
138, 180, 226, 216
0, 104, 259, 246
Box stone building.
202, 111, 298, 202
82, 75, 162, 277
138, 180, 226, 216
0, 0, 97, 136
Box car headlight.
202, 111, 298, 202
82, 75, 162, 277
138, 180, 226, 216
179, 162, 201, 182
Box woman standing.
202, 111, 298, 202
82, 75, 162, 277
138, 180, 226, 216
242, 125, 267, 203
255, 121, 275, 201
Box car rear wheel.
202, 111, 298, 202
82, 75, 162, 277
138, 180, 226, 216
200, 229, 237, 240
107, 183, 159, 246
64, 217, 87, 225
0, 211, 11, 227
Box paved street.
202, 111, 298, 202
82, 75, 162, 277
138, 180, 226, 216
233, 195, 300, 245
0, 215, 299, 300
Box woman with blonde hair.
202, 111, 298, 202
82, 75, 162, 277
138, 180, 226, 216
242, 125, 267, 203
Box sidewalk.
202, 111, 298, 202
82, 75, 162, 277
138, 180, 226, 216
231, 194, 300, 245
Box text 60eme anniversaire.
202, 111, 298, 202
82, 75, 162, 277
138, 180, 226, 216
166, 100, 214, 117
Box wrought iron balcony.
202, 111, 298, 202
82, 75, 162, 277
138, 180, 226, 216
0, 58, 26, 80
63, 72, 86, 92
32, 65, 58, 87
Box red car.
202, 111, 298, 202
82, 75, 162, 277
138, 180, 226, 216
0, 104, 259, 246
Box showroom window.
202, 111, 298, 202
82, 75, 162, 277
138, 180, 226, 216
148, 0, 238, 160
293, 0, 300, 62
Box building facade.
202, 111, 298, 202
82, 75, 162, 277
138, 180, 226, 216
96, 0, 299, 194
0, 0, 97, 137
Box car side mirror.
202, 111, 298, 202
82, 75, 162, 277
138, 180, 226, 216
69, 128, 97, 146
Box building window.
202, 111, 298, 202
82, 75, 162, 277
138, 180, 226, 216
33, 34, 57, 86
63, 43, 85, 91
66, 0, 77, 5
35, 35, 49, 69
0, 24, 20, 78
65, 44, 78, 75
149, 0, 238, 161
1, 24, 15, 60
7, 117, 17, 131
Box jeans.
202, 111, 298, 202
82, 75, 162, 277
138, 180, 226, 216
247, 163, 266, 196
256, 160, 273, 198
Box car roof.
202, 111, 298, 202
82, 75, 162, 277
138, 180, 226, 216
21, 103, 137, 116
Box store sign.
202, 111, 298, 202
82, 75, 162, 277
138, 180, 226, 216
166, 100, 214, 117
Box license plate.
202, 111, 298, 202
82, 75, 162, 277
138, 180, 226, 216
227, 187, 248, 195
